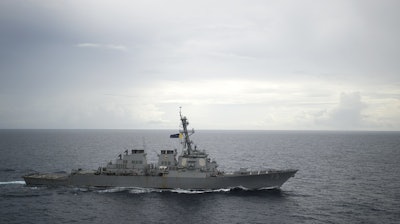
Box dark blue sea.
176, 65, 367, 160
1, 130, 399, 224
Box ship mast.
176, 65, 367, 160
179, 107, 194, 155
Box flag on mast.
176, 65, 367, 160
170, 133, 183, 138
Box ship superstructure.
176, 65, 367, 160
97, 110, 220, 178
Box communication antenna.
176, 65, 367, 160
179, 107, 194, 154
142, 136, 147, 150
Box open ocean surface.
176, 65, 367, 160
1, 129, 399, 224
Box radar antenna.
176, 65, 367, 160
179, 107, 194, 154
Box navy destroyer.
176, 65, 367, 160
24, 110, 297, 190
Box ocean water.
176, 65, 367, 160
0, 130, 399, 224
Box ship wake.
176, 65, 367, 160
0, 181, 26, 185
89, 186, 280, 194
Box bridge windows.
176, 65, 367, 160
160, 161, 172, 166
161, 150, 174, 154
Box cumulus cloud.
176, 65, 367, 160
316, 92, 367, 130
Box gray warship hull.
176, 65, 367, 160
23, 169, 297, 190
23, 110, 298, 190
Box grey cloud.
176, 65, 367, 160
76, 43, 128, 51
1, 0, 399, 129
316, 92, 367, 129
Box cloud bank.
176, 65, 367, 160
76, 43, 128, 51
0, 0, 399, 130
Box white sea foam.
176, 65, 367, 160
129, 188, 161, 194
94, 187, 238, 194
169, 187, 237, 194
96, 187, 161, 194
0, 181, 26, 185
97, 187, 127, 193
169, 189, 208, 194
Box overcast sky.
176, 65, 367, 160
0, 0, 399, 130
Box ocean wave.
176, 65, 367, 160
0, 168, 16, 172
